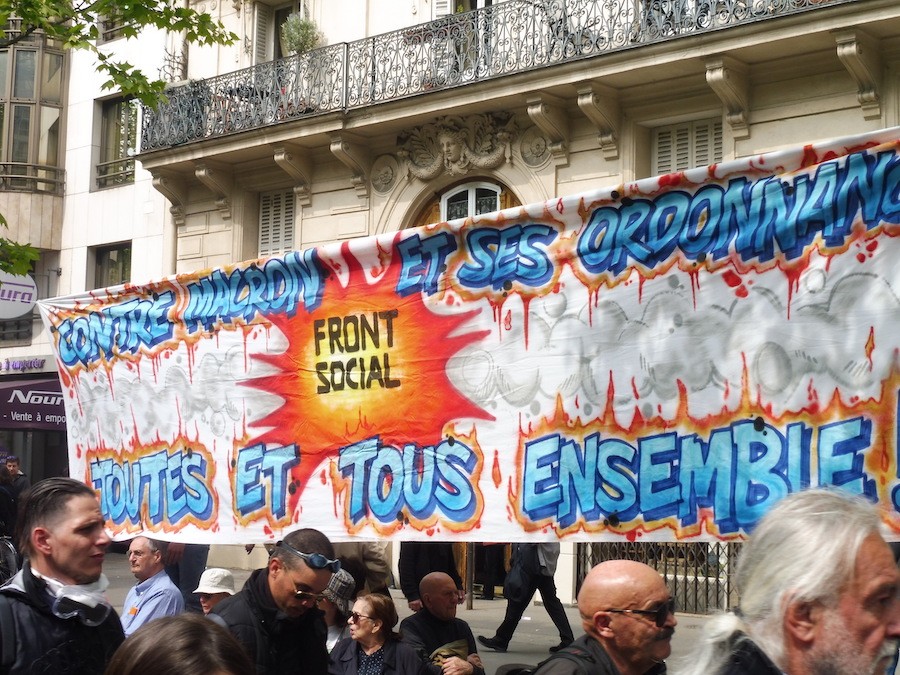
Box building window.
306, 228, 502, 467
652, 119, 723, 174
259, 190, 295, 257
0, 34, 65, 194
96, 97, 137, 189
98, 12, 129, 43
440, 182, 500, 221
93, 243, 132, 288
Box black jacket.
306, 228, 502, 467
399, 607, 484, 675
329, 636, 426, 675
398, 543, 462, 602
533, 633, 667, 675
211, 567, 329, 675
717, 635, 782, 675
0, 561, 124, 675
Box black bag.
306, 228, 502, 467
503, 544, 539, 603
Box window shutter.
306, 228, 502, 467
433, 0, 452, 18
259, 190, 295, 257
653, 119, 723, 174
654, 128, 674, 175
254, 4, 272, 64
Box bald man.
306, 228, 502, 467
400, 572, 485, 675
534, 561, 675, 675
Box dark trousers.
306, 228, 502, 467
165, 543, 210, 613
494, 572, 573, 646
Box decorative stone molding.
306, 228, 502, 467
705, 56, 750, 140
330, 133, 371, 200
519, 126, 551, 168
576, 83, 620, 160
834, 29, 882, 121
194, 161, 234, 221
273, 144, 313, 207
150, 170, 188, 226
526, 93, 569, 166
371, 154, 400, 194
397, 113, 515, 181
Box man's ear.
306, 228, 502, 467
31, 526, 52, 556
593, 611, 615, 638
784, 598, 822, 646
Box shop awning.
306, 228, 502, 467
0, 377, 65, 431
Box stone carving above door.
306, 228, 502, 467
397, 113, 516, 180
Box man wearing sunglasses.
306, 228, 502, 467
533, 560, 675, 675
212, 528, 338, 674
0, 477, 124, 674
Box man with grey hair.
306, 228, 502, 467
681, 488, 900, 675
121, 535, 184, 635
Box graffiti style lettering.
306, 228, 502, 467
54, 292, 176, 368
457, 224, 558, 291
183, 250, 325, 332
234, 443, 299, 520
313, 311, 401, 394
89, 446, 213, 527
396, 232, 457, 296
338, 437, 477, 525
577, 149, 900, 276
521, 417, 872, 533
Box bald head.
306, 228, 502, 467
578, 560, 665, 624
577, 561, 676, 675
420, 572, 459, 621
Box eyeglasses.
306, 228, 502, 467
276, 540, 341, 573
349, 611, 375, 624
605, 599, 675, 627
284, 573, 326, 604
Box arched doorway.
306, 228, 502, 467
408, 179, 521, 230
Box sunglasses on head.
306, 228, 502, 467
605, 598, 675, 627
276, 540, 341, 572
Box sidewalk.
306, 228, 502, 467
103, 552, 710, 674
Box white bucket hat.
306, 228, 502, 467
193, 568, 235, 595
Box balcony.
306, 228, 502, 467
141, 0, 853, 152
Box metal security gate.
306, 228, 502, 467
576, 542, 742, 614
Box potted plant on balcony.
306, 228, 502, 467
278, 14, 325, 119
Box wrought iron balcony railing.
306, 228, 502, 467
141, 0, 852, 152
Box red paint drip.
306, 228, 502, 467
722, 270, 742, 288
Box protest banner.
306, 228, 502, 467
38, 128, 900, 542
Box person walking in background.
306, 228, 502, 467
164, 541, 210, 613
478, 543, 574, 653
329, 593, 425, 675
193, 567, 235, 615
5, 455, 29, 499
321, 567, 357, 652
399, 542, 464, 611
212, 528, 338, 674
121, 536, 184, 636
0, 477, 124, 673
105, 613, 255, 675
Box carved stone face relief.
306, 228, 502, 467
398, 113, 516, 181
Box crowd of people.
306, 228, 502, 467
0, 476, 897, 675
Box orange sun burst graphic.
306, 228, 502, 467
243, 239, 493, 506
